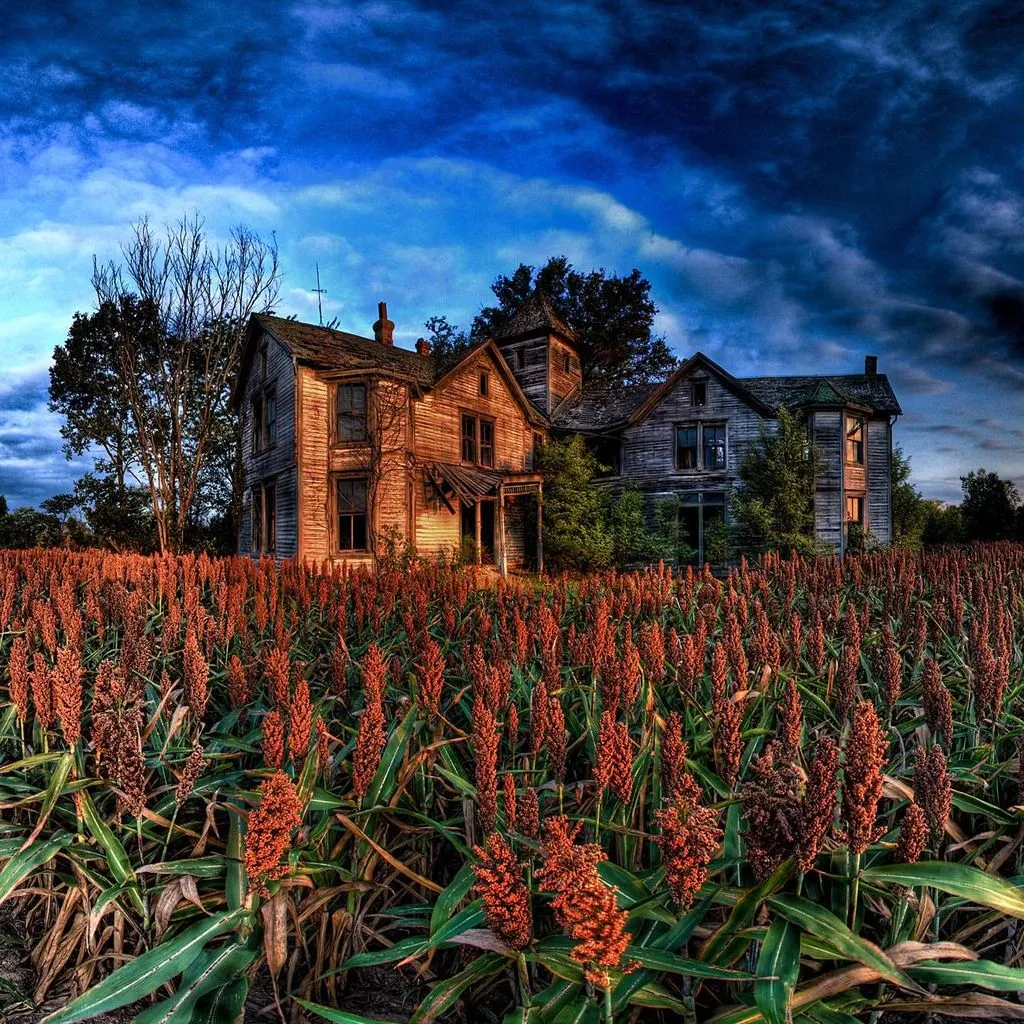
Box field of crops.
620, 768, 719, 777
1, 546, 1023, 1024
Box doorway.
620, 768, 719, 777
680, 491, 726, 565
459, 500, 496, 563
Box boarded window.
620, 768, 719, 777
336, 383, 368, 443
337, 477, 368, 551
692, 380, 707, 407
676, 425, 699, 469
846, 417, 864, 464
703, 423, 727, 470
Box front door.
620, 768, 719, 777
460, 500, 496, 564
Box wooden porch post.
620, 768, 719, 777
536, 483, 544, 575
497, 484, 507, 576
475, 500, 482, 565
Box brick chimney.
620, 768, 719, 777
415, 337, 432, 357
373, 301, 394, 345
865, 354, 878, 376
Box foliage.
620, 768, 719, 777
423, 314, 471, 371
59, 214, 281, 554
470, 256, 679, 385
534, 435, 614, 570
960, 468, 1020, 541
2, 546, 1024, 1022
732, 410, 822, 556
921, 500, 966, 546
609, 486, 671, 566
890, 445, 926, 550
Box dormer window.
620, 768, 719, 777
692, 380, 707, 407
479, 371, 490, 397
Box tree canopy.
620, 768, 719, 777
426, 256, 677, 384
890, 445, 926, 550
960, 468, 1020, 541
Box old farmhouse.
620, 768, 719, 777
233, 293, 901, 568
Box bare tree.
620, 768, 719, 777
361, 376, 412, 563
92, 214, 280, 553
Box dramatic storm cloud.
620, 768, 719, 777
2, 0, 1023, 505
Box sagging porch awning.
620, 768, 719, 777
423, 461, 503, 509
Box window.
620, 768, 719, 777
252, 393, 264, 453
265, 388, 277, 447
259, 345, 268, 383
251, 486, 262, 552
479, 372, 490, 397
251, 386, 276, 453
703, 423, 727, 470
692, 380, 707, 407
337, 477, 368, 551
461, 414, 477, 463
589, 436, 622, 477
336, 383, 368, 443
676, 425, 699, 469
461, 414, 495, 467
251, 481, 276, 554
846, 495, 864, 525
676, 422, 727, 471
563, 353, 570, 373
479, 419, 494, 467
846, 417, 864, 464
515, 348, 526, 371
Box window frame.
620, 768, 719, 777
251, 479, 277, 555
251, 393, 265, 454
675, 420, 728, 473
845, 415, 864, 465
691, 379, 708, 408
479, 371, 490, 397
334, 381, 369, 445
334, 475, 369, 553
460, 412, 496, 468
515, 348, 526, 371
845, 494, 865, 525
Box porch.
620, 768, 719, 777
423, 462, 543, 574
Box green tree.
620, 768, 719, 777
960, 469, 1019, 541
890, 445, 926, 549
534, 435, 614, 571
471, 257, 678, 385
0, 507, 57, 549
79, 214, 280, 553
609, 486, 669, 566
423, 315, 471, 370
732, 409, 822, 555
920, 500, 966, 546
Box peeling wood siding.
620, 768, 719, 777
867, 418, 892, 544
812, 410, 843, 550
617, 371, 771, 522
238, 329, 297, 559
496, 337, 550, 413
297, 368, 330, 562
549, 338, 582, 409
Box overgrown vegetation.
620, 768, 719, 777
2, 546, 1024, 1023
732, 410, 822, 557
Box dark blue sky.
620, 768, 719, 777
2, 0, 1023, 506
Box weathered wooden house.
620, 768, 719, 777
233, 304, 547, 569
234, 292, 900, 567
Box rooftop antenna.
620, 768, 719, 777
313, 262, 327, 326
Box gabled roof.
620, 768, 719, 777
549, 357, 902, 432
493, 289, 577, 346
740, 373, 902, 416
431, 338, 548, 427
253, 314, 434, 386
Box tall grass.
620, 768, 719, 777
0, 545, 1022, 1023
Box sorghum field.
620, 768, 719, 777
1, 547, 1024, 1024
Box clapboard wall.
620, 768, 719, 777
811, 409, 843, 550
238, 329, 297, 559
867, 418, 892, 544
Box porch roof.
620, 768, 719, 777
423, 462, 541, 508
